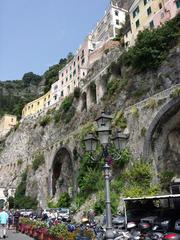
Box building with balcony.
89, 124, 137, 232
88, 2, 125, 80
0, 114, 17, 139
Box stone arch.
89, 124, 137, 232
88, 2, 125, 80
143, 96, 180, 175
51, 146, 74, 198
89, 81, 97, 104
81, 92, 87, 112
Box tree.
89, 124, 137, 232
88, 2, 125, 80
59, 58, 67, 65
67, 52, 74, 63
22, 72, 42, 86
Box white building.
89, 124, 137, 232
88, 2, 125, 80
91, 2, 127, 49
49, 2, 126, 107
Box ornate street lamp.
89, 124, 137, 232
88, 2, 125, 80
83, 112, 128, 240
112, 130, 129, 150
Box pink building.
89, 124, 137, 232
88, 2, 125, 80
153, 0, 180, 28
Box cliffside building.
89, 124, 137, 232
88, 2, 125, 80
22, 2, 126, 117
125, 0, 180, 47
22, 90, 52, 117
0, 114, 17, 138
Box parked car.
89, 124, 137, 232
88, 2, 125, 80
58, 208, 70, 221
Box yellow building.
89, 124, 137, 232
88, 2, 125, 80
22, 90, 52, 118
0, 114, 17, 138
129, 0, 167, 45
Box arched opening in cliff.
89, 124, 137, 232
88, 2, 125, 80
143, 97, 180, 178
81, 92, 87, 111
89, 81, 97, 104
52, 147, 73, 197
99, 74, 109, 98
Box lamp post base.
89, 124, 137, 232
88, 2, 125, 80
106, 227, 114, 239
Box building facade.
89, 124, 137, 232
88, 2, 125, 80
153, 0, 180, 28
128, 0, 180, 46
0, 114, 17, 139
22, 90, 52, 117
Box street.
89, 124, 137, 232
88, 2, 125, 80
7, 230, 33, 240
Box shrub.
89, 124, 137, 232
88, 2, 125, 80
54, 95, 75, 124
32, 152, 45, 171
112, 111, 127, 129
160, 170, 174, 191
57, 192, 71, 208
123, 14, 180, 72
141, 127, 147, 137
131, 106, 139, 118
170, 88, 180, 98
146, 98, 158, 109
60, 95, 73, 112
123, 161, 160, 197
17, 159, 23, 165
94, 191, 119, 216
14, 169, 38, 209
107, 77, 119, 95
39, 115, 51, 127
79, 168, 104, 196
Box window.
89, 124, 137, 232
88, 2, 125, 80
77, 56, 80, 61
54, 95, 57, 100
44, 98, 46, 102
37, 102, 40, 105
161, 12, 164, 19
83, 72, 85, 76
61, 72, 64, 77
48, 95, 50, 98
136, 19, 140, 28
73, 61, 75, 66
61, 91, 64, 97
176, 0, 180, 8
11, 118, 13, 122
144, 0, 150, 5
159, 3, 162, 9
62, 81, 64, 85
67, 85, 70, 92
116, 19, 120, 25
31, 105, 33, 108
149, 20, 154, 29
81, 58, 85, 65
115, 10, 118, 16
66, 69, 68, 74
73, 69, 76, 76
70, 74, 72, 79
147, 7, 152, 15
70, 66, 72, 70
66, 77, 68, 82
48, 101, 50, 106
54, 85, 58, 90
133, 6, 139, 18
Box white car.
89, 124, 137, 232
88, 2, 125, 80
58, 208, 70, 220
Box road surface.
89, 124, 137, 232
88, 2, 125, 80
7, 230, 33, 239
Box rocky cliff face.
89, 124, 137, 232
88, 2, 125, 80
0, 42, 179, 207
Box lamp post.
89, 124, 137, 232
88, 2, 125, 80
83, 112, 128, 240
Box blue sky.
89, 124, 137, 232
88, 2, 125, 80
0, 0, 109, 80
